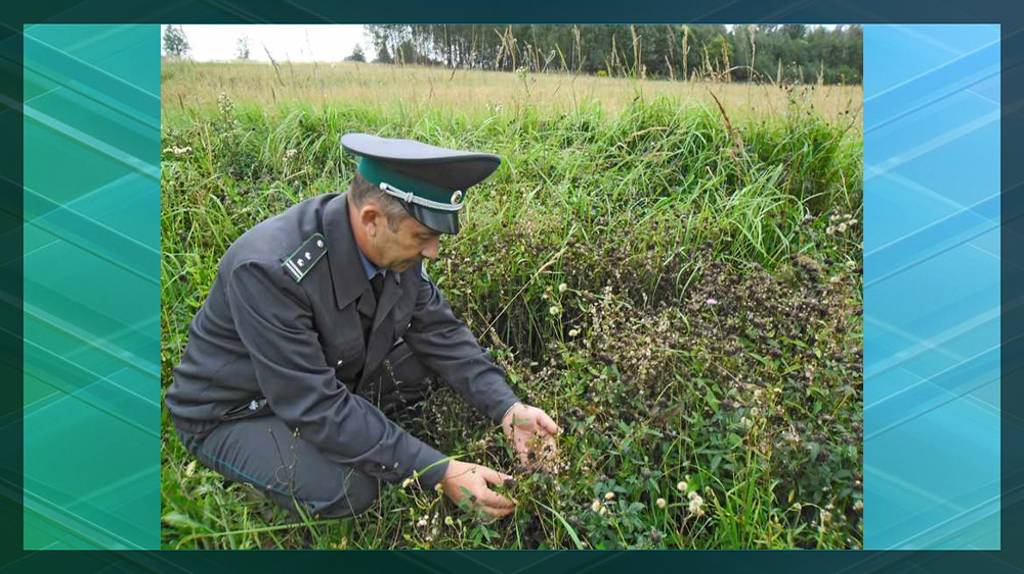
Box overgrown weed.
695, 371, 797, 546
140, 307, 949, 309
161, 86, 862, 549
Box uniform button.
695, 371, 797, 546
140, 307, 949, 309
337, 359, 344, 366
317, 240, 324, 248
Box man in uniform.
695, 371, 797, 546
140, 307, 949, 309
166, 133, 560, 521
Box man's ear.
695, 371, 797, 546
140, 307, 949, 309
359, 202, 381, 237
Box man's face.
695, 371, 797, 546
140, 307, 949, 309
372, 212, 442, 272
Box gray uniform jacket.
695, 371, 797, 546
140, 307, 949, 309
166, 192, 520, 488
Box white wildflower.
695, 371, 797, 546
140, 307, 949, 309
656, 498, 667, 509
163, 145, 192, 156
687, 493, 705, 516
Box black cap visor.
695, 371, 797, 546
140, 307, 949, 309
404, 202, 461, 235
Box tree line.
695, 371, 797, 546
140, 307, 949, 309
365, 24, 862, 85
161, 24, 862, 85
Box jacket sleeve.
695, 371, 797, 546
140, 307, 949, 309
403, 267, 521, 423
226, 259, 449, 487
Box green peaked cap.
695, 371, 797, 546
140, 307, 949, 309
340, 133, 501, 234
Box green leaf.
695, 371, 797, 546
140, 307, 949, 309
161, 511, 205, 530
536, 500, 586, 549
705, 387, 720, 412
727, 432, 743, 448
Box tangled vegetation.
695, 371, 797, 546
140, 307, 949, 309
160, 66, 862, 549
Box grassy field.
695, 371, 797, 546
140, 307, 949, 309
160, 60, 864, 549
161, 60, 862, 122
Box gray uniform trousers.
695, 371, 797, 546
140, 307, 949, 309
172, 339, 436, 520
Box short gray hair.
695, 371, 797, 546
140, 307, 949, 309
348, 171, 410, 232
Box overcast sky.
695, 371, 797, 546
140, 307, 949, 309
164, 24, 838, 63
162, 25, 374, 62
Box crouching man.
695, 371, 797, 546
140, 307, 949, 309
166, 133, 560, 520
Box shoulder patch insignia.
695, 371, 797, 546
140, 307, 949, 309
282, 233, 328, 283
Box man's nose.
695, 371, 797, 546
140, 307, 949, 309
421, 237, 440, 260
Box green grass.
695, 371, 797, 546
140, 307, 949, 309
160, 75, 863, 549
161, 59, 862, 122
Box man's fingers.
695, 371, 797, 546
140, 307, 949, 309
538, 411, 561, 435
541, 434, 558, 453
477, 502, 515, 519
475, 468, 516, 508
474, 486, 515, 509
481, 465, 513, 485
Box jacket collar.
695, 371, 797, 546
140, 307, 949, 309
322, 192, 406, 310
322, 192, 371, 309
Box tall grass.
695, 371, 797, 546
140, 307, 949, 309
162, 60, 862, 122
161, 64, 863, 549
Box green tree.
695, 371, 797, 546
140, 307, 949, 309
782, 24, 806, 40
361, 24, 861, 84
346, 44, 366, 62
162, 25, 190, 59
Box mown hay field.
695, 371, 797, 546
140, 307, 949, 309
160, 60, 864, 549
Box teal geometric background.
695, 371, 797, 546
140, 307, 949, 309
16, 22, 1005, 556
22, 24, 159, 549
863, 24, 1000, 549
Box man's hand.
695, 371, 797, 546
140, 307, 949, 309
440, 460, 516, 519
501, 402, 562, 472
